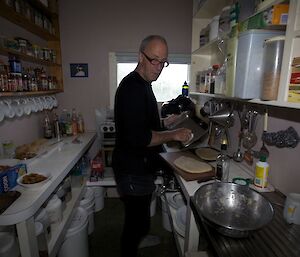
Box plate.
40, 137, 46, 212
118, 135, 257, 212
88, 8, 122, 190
167, 192, 185, 210
195, 147, 219, 161
17, 172, 51, 189
173, 156, 212, 174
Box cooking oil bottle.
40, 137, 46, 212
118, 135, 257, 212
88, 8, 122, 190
254, 156, 269, 188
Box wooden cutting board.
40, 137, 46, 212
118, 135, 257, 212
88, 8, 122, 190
159, 151, 215, 182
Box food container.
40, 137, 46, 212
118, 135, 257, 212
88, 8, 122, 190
261, 36, 285, 100
234, 29, 284, 99
288, 57, 300, 103
218, 6, 231, 37
209, 15, 220, 41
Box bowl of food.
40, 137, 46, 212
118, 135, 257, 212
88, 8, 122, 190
17, 172, 51, 189
193, 182, 274, 238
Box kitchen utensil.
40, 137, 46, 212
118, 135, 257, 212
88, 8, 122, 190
259, 111, 269, 157
167, 111, 208, 148
193, 182, 274, 238
283, 193, 300, 225
233, 109, 244, 162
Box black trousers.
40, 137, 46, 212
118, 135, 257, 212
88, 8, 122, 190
120, 194, 152, 257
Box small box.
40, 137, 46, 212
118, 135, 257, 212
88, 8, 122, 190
0, 164, 27, 193
272, 4, 289, 25
288, 57, 300, 103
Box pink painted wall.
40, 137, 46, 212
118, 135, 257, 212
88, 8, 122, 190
57, 0, 193, 131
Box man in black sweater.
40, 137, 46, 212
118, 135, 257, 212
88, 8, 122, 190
112, 35, 192, 257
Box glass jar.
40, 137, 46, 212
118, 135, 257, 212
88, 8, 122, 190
261, 36, 285, 100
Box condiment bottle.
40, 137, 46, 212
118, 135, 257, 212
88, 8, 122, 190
216, 143, 230, 182
182, 81, 189, 97
77, 113, 85, 133
43, 112, 53, 139
254, 156, 269, 188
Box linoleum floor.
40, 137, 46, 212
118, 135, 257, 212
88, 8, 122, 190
89, 197, 179, 257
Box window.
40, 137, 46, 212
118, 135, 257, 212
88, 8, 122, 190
109, 52, 190, 108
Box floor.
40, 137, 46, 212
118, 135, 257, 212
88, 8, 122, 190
88, 196, 179, 257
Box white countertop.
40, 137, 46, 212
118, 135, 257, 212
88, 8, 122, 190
0, 132, 96, 225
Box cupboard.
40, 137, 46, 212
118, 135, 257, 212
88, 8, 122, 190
190, 0, 300, 109
0, 0, 63, 97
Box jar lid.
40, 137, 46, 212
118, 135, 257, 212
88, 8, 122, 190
265, 36, 285, 43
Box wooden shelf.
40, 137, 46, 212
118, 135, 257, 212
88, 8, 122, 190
190, 92, 300, 110
0, 47, 61, 66
0, 89, 63, 97
0, 1, 59, 41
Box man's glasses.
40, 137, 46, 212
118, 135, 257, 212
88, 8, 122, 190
142, 51, 169, 68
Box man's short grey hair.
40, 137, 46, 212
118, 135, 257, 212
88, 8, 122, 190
139, 35, 168, 52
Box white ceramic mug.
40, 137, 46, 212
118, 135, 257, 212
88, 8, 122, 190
0, 101, 5, 122
3, 100, 15, 118
22, 98, 32, 115
12, 99, 24, 117
283, 193, 300, 225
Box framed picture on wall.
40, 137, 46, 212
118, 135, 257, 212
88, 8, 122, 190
70, 63, 88, 77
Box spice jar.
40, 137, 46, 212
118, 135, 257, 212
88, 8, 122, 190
261, 36, 285, 100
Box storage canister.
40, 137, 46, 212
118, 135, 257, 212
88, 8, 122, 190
35, 222, 48, 254
35, 207, 51, 240
209, 15, 220, 42
261, 36, 285, 100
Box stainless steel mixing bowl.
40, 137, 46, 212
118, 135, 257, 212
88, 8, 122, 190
193, 182, 274, 237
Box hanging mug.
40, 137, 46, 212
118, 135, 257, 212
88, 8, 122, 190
283, 193, 300, 225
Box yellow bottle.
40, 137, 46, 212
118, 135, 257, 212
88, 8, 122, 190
254, 156, 269, 188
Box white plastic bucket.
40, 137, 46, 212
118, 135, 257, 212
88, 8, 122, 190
0, 232, 20, 257
58, 207, 89, 257
80, 187, 95, 234
150, 193, 157, 217
160, 196, 172, 232
90, 186, 106, 212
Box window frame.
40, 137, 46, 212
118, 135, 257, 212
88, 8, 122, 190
109, 52, 191, 109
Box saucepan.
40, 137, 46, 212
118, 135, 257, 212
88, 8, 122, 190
193, 182, 274, 238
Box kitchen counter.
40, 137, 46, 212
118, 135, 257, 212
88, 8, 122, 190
159, 148, 252, 256
0, 132, 96, 257
191, 191, 300, 257
159, 148, 300, 257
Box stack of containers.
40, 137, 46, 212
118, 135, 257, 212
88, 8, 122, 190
0, 231, 20, 257
80, 187, 95, 234
90, 186, 106, 212
58, 207, 89, 257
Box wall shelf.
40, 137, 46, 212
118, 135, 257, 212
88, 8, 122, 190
0, 47, 60, 66
0, 89, 62, 97
190, 92, 300, 110
0, 2, 59, 41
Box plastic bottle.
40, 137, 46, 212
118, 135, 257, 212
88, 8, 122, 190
209, 64, 219, 94
65, 112, 72, 136
43, 112, 53, 139
182, 81, 189, 97
216, 143, 230, 182
254, 156, 269, 188
77, 113, 85, 133
71, 108, 78, 136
